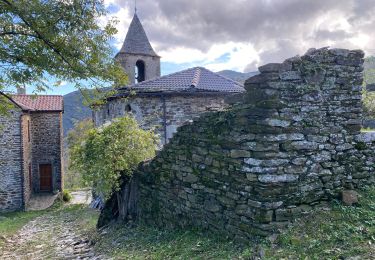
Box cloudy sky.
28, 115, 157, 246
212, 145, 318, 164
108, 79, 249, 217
28, 0, 375, 95
103, 0, 375, 76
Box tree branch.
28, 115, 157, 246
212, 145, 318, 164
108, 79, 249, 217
1, 0, 78, 72
0, 31, 38, 38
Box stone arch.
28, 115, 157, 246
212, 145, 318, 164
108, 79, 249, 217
135, 60, 145, 83
125, 104, 132, 112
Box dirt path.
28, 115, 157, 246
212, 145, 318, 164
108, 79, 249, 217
0, 191, 107, 260
70, 190, 93, 205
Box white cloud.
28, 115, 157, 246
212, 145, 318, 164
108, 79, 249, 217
205, 43, 260, 72
104, 0, 375, 73
158, 42, 259, 72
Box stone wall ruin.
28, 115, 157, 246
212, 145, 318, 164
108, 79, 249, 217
99, 48, 375, 239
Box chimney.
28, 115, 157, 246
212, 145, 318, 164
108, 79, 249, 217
16, 86, 26, 95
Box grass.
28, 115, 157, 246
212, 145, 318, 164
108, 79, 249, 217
1, 187, 375, 259
92, 224, 254, 259
361, 127, 375, 132
0, 202, 62, 247
264, 187, 375, 259
91, 187, 375, 259
0, 210, 46, 239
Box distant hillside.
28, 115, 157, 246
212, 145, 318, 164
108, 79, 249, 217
217, 70, 259, 84
62, 70, 258, 135
63, 90, 92, 136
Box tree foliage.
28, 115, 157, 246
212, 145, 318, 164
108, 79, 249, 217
69, 116, 156, 198
363, 57, 375, 118
0, 0, 127, 113
0, 92, 15, 115
67, 118, 94, 149
65, 118, 94, 189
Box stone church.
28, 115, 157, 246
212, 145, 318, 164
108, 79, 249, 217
93, 13, 245, 144
0, 92, 63, 212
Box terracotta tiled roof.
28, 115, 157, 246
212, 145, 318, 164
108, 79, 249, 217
11, 95, 64, 112
118, 67, 245, 94
118, 14, 158, 57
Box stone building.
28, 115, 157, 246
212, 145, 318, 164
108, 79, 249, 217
93, 13, 245, 143
0, 92, 64, 212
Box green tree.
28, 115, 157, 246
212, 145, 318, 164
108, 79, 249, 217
363, 57, 375, 119
69, 116, 156, 198
0, 0, 127, 113
64, 118, 94, 189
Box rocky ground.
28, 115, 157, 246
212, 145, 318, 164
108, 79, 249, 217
0, 191, 106, 260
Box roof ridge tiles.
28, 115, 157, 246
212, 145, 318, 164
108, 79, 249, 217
122, 67, 199, 90
191, 67, 202, 88
117, 66, 245, 94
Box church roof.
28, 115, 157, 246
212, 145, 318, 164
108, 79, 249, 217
118, 14, 158, 57
118, 67, 245, 94
11, 95, 64, 112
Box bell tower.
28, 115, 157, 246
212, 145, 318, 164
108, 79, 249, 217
115, 13, 161, 84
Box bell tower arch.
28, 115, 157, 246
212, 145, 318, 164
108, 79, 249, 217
115, 13, 161, 84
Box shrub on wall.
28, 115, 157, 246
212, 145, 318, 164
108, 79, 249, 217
69, 116, 156, 198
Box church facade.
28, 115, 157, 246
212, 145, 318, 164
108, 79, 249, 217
93, 13, 244, 144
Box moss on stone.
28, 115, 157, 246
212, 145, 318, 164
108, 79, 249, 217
355, 142, 367, 150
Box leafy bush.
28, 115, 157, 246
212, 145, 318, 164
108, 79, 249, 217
363, 58, 375, 118
69, 116, 156, 198
64, 119, 94, 189
62, 190, 73, 203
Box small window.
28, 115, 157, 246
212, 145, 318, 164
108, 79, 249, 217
125, 104, 132, 112
135, 60, 145, 83
106, 104, 110, 116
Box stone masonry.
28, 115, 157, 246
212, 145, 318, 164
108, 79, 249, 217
100, 48, 375, 239
21, 114, 32, 205
116, 53, 161, 85
30, 113, 63, 193
94, 95, 228, 144
0, 107, 24, 211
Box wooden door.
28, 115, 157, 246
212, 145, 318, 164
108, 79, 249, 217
39, 164, 52, 192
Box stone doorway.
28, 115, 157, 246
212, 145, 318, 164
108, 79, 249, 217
39, 164, 52, 192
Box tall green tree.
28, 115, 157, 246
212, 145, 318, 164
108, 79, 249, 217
69, 116, 156, 198
363, 57, 375, 118
64, 118, 94, 189
0, 0, 127, 113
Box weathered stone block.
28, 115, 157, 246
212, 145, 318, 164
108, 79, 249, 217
230, 150, 251, 158
341, 190, 359, 206
258, 174, 299, 183
280, 71, 301, 81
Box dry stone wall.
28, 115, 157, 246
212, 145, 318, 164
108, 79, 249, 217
100, 48, 375, 239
